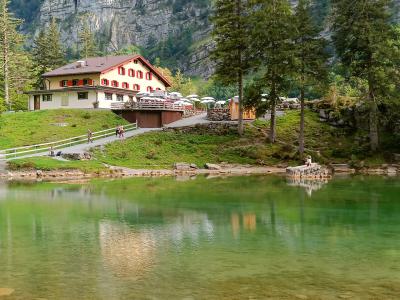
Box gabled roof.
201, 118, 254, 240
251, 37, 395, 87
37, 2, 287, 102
42, 54, 172, 87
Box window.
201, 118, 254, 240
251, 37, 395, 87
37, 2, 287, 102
128, 69, 135, 77
105, 93, 113, 100
83, 78, 92, 85
118, 67, 126, 75
116, 94, 124, 102
42, 94, 52, 102
134, 60, 138, 64
78, 92, 89, 100
60, 80, 68, 87
137, 71, 143, 79
129, 96, 134, 102
147, 86, 153, 93
102, 79, 109, 86
133, 84, 140, 91
146, 72, 152, 80
122, 82, 129, 89
156, 88, 161, 91
72, 79, 79, 86
111, 80, 119, 87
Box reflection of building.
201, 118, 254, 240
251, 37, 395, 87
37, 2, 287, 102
231, 213, 257, 238
229, 96, 256, 120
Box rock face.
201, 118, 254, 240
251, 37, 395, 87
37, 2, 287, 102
37, 0, 213, 77
207, 109, 231, 121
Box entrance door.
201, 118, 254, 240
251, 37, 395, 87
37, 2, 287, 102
61, 93, 69, 107
34, 95, 40, 110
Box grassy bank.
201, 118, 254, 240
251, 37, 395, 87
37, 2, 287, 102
9, 110, 395, 172
0, 109, 128, 149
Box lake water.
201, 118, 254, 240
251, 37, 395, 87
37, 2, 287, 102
0, 176, 399, 299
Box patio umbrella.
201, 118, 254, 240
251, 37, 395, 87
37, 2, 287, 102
186, 94, 199, 99
201, 97, 215, 101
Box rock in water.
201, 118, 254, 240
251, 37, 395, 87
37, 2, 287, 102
0, 288, 14, 297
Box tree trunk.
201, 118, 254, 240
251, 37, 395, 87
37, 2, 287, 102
368, 81, 379, 151
238, 70, 244, 136
236, 0, 244, 136
299, 85, 305, 157
270, 98, 276, 143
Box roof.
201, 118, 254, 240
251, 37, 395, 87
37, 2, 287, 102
42, 54, 172, 87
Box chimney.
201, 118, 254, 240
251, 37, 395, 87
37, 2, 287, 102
76, 60, 86, 68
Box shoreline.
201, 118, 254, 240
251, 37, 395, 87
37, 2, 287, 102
1, 163, 399, 182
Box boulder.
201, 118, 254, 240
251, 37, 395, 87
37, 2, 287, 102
190, 163, 198, 169
174, 162, 191, 171
205, 163, 221, 170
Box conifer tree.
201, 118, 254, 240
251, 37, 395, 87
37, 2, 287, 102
32, 18, 65, 88
0, 0, 22, 109
250, 0, 295, 143
211, 0, 251, 136
293, 0, 328, 156
79, 21, 98, 59
331, 0, 400, 151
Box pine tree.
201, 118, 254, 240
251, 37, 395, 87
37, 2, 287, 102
331, 0, 400, 151
250, 0, 295, 143
211, 0, 251, 136
46, 18, 65, 69
79, 21, 98, 59
293, 0, 329, 156
0, 0, 22, 109
32, 18, 65, 88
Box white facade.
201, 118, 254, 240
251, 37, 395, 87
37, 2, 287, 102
28, 90, 134, 110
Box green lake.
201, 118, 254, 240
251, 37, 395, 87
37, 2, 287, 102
0, 175, 399, 299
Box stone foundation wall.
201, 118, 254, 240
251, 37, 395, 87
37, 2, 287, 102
207, 109, 231, 121
164, 123, 238, 135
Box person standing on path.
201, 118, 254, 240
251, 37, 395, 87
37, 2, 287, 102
115, 125, 120, 137
119, 126, 125, 139
87, 129, 94, 143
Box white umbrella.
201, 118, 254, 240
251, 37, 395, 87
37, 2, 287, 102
201, 97, 215, 101
201, 99, 216, 104
216, 101, 227, 105
186, 94, 199, 99
190, 98, 201, 102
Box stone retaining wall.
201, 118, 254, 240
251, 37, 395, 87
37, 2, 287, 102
207, 109, 231, 121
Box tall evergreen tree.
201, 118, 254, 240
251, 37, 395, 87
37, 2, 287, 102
79, 21, 98, 59
331, 0, 400, 151
293, 0, 329, 156
250, 0, 295, 143
0, 0, 22, 109
32, 18, 65, 88
211, 0, 251, 136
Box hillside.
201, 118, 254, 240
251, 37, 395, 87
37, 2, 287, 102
0, 109, 127, 149
10, 0, 400, 78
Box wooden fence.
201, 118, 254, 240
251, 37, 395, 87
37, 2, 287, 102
0, 123, 137, 160
111, 102, 186, 111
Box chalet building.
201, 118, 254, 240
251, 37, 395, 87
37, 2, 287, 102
27, 55, 171, 110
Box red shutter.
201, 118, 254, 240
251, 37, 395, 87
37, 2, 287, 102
149, 73, 153, 80
67, 80, 73, 87
88, 79, 93, 85
78, 80, 84, 86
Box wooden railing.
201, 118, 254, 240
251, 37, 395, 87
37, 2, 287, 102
111, 102, 186, 111
0, 123, 137, 160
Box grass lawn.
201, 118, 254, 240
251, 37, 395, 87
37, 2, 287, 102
0, 109, 128, 149
9, 110, 395, 172
8, 157, 107, 173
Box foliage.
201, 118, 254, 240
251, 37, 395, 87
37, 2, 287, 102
0, 0, 33, 111
32, 18, 65, 88
249, 0, 295, 142
78, 20, 99, 59
331, 0, 400, 150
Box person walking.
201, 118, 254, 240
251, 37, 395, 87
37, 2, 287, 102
119, 126, 125, 139
87, 129, 94, 143
115, 125, 120, 137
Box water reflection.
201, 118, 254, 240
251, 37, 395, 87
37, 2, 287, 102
0, 176, 399, 299
286, 177, 329, 196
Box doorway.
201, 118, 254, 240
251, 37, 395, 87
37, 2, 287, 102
34, 95, 40, 110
